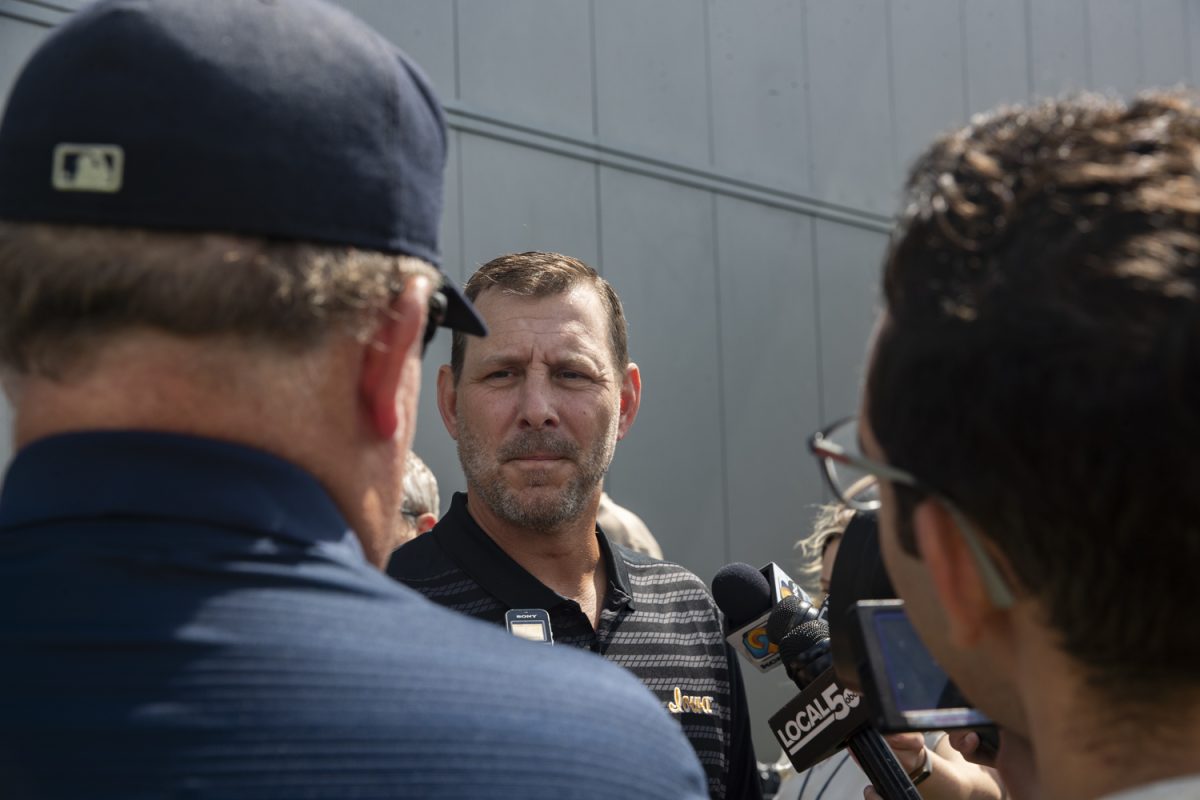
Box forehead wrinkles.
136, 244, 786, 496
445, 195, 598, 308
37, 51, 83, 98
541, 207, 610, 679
481, 326, 605, 368
470, 289, 613, 368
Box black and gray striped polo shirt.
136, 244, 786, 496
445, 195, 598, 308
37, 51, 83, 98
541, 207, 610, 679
387, 493, 761, 800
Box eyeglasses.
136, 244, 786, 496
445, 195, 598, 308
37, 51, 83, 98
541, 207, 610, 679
422, 290, 447, 356
807, 416, 1015, 609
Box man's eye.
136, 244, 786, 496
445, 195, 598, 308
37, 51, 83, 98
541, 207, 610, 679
559, 370, 588, 381
486, 370, 514, 380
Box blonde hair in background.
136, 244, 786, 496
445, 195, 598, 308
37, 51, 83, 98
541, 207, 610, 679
794, 502, 856, 598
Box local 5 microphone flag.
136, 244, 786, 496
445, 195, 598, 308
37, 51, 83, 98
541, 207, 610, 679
721, 562, 806, 672
768, 665, 870, 772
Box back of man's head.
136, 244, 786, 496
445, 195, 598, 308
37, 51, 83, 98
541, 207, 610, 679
868, 91, 1200, 700
397, 451, 440, 546
0, 0, 479, 379
402, 452, 441, 519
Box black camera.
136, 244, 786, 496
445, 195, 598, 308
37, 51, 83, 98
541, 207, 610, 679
826, 511, 994, 734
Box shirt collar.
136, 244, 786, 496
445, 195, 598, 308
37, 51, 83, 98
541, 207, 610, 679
434, 492, 637, 612
599, 519, 636, 608
0, 430, 358, 553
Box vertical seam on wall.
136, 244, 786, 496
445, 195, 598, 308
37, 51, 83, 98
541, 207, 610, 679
884, 0, 900, 188
710, 193, 732, 565
801, 1, 824, 429
450, 0, 465, 278
810, 217, 825, 429
702, 0, 717, 167
1186, 2, 1194, 84
958, 0, 970, 114
1082, 0, 1093, 89
594, 166, 604, 271
454, 129, 467, 282
589, 0, 600, 140
589, 0, 604, 271
800, 0, 816, 194
1024, 0, 1035, 100
451, 0, 461, 100
1135, 3, 1145, 87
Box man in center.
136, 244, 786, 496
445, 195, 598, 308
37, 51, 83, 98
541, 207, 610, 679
388, 251, 760, 800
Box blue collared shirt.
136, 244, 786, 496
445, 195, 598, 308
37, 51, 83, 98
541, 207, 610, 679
0, 431, 707, 799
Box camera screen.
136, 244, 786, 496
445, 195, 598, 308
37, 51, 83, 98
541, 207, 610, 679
871, 608, 967, 712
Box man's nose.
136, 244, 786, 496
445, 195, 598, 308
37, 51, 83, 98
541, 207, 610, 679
516, 372, 559, 430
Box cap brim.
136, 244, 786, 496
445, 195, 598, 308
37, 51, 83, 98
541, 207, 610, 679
439, 280, 488, 337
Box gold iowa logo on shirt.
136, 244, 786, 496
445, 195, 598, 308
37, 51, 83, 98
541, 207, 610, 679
667, 686, 716, 715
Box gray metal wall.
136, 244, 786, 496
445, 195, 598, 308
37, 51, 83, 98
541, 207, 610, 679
2, 0, 1198, 761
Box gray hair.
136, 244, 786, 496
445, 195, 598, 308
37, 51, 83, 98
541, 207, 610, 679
401, 452, 440, 517
0, 222, 439, 377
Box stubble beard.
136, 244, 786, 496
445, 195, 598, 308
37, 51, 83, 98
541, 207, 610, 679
457, 420, 618, 534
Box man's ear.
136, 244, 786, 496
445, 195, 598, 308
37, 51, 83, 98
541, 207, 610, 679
415, 511, 438, 536
911, 500, 1001, 649
616, 363, 641, 440
359, 276, 430, 440
436, 364, 459, 441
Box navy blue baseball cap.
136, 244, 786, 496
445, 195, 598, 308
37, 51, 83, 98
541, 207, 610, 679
0, 0, 485, 338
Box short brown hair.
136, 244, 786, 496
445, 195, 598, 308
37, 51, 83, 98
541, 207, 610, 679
868, 92, 1200, 699
449, 251, 629, 381
0, 222, 439, 377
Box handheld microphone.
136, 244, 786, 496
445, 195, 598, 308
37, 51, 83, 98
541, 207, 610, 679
766, 595, 821, 651
767, 614, 921, 800
710, 561, 807, 672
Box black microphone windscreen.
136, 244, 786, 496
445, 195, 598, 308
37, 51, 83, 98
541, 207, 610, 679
766, 594, 817, 648
779, 619, 830, 661
711, 562, 772, 629
780, 620, 833, 688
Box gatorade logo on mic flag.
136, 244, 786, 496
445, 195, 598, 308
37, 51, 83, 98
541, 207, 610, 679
726, 562, 804, 672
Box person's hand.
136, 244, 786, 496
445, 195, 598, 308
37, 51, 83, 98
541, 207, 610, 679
883, 731, 929, 775
948, 730, 994, 766
862, 733, 930, 799
863, 731, 1008, 800
948, 728, 1035, 800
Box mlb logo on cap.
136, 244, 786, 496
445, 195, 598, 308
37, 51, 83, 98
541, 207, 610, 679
52, 144, 124, 193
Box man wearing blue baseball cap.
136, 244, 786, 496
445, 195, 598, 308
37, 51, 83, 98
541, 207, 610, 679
0, 2, 707, 797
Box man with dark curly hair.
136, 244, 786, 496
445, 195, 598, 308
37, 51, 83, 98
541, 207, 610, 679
810, 92, 1200, 800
